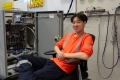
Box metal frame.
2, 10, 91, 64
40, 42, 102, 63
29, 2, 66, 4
0, 10, 7, 78
78, 65, 82, 80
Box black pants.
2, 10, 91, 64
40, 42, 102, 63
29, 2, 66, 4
17, 55, 66, 80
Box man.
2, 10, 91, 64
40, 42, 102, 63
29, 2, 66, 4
17, 13, 93, 80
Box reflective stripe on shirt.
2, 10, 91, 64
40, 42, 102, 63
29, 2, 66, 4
63, 33, 72, 48
63, 33, 85, 52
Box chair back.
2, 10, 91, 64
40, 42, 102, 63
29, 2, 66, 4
79, 34, 95, 79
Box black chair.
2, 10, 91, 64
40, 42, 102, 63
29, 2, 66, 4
44, 34, 95, 80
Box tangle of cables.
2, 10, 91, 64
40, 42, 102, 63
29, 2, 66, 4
102, 6, 120, 69
97, 6, 120, 79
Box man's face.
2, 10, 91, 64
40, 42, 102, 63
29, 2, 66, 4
72, 17, 86, 33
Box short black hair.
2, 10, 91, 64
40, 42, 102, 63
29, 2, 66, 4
71, 13, 88, 23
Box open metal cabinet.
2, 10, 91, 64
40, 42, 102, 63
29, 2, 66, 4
0, 10, 63, 80
0, 10, 37, 80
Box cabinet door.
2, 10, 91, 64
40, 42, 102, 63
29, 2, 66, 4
36, 11, 63, 58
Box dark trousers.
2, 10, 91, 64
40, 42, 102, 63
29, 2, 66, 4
17, 55, 66, 80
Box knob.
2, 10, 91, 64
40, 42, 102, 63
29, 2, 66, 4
54, 37, 59, 42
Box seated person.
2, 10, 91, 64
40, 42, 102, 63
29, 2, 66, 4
16, 13, 93, 80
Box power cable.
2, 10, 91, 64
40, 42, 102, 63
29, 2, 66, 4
97, 11, 115, 79
63, 0, 74, 20
102, 6, 120, 69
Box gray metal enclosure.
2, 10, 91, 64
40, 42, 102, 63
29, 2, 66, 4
0, 10, 7, 78
36, 11, 63, 58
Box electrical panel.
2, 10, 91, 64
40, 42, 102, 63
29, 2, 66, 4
0, 10, 37, 79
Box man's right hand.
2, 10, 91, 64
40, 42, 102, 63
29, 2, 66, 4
56, 51, 65, 60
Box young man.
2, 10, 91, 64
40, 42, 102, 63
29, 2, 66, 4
17, 13, 93, 80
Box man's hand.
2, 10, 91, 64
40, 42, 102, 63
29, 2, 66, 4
56, 51, 65, 60
54, 46, 65, 60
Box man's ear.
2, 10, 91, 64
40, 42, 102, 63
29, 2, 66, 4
83, 21, 87, 25
84, 21, 87, 24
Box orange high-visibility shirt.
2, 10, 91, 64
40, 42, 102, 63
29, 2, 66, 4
50, 32, 93, 74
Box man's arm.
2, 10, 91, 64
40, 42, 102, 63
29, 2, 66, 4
64, 52, 89, 60
54, 46, 61, 54
54, 33, 69, 59
54, 35, 65, 60
54, 45, 89, 60
64, 35, 93, 60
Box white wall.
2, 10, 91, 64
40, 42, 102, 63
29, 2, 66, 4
0, 1, 5, 9
4, 0, 13, 2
